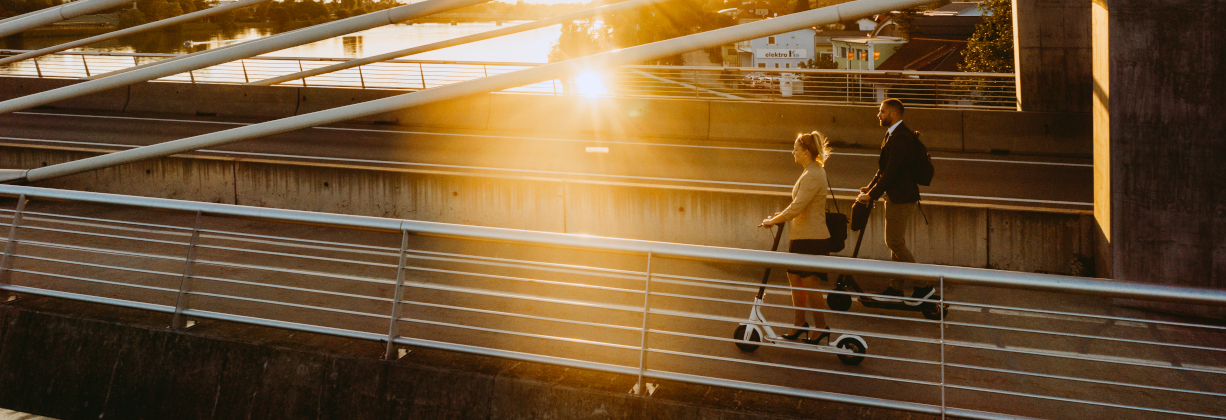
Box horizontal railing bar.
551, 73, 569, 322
18, 223, 191, 247
648, 307, 942, 346
193, 259, 397, 286
649, 290, 939, 325
650, 328, 940, 366
399, 316, 642, 351
947, 300, 1226, 332
15, 253, 181, 279
647, 346, 939, 386
400, 278, 645, 314
187, 290, 390, 320
12, 209, 194, 232
402, 299, 643, 332
945, 319, 1226, 353
17, 239, 186, 262
945, 384, 1226, 419
947, 362, 1226, 398
190, 274, 394, 303
948, 340, 1226, 375
8, 268, 179, 293
405, 264, 644, 295
193, 243, 399, 268
0, 283, 173, 312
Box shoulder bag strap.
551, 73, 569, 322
824, 168, 840, 214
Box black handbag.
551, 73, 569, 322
825, 174, 848, 252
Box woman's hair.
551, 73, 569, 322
796, 131, 832, 166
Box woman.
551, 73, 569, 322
760, 131, 834, 345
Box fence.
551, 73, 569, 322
0, 185, 1220, 419
0, 50, 1018, 110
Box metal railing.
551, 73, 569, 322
0, 50, 1018, 109
0, 185, 1220, 419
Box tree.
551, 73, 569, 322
791, 0, 809, 14
118, 8, 147, 28
547, 19, 602, 63
155, 0, 182, 20
215, 9, 237, 29
960, 0, 1013, 73
268, 4, 289, 26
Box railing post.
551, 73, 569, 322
384, 230, 411, 359
482, 64, 488, 78
551, 79, 557, 95
32, 58, 41, 78
241, 59, 249, 83
418, 63, 427, 89
635, 251, 653, 396
133, 55, 139, 67
939, 275, 946, 419
299, 59, 307, 87
188, 70, 196, 84
171, 210, 203, 329
693, 69, 699, 98
0, 195, 28, 301
357, 65, 366, 89
80, 55, 91, 77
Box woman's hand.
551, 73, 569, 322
760, 218, 775, 228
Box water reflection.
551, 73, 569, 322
342, 36, 362, 57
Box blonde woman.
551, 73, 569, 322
760, 131, 834, 345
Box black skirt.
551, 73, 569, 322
786, 239, 830, 279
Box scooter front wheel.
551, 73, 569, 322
836, 340, 866, 365
733, 325, 761, 352
827, 292, 852, 311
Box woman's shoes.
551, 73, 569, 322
780, 322, 809, 340
802, 328, 831, 346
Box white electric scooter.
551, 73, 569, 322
732, 223, 868, 365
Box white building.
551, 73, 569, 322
748, 28, 816, 69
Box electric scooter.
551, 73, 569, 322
732, 223, 868, 366
824, 202, 949, 320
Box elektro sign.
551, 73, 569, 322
755, 49, 808, 59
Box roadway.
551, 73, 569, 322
0, 109, 1093, 211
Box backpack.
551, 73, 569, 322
913, 131, 935, 186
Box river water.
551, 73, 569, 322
2, 21, 560, 63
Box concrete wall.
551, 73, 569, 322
0, 77, 1092, 156
1012, 0, 1094, 113
1100, 0, 1226, 290
0, 297, 930, 420
0, 144, 1097, 276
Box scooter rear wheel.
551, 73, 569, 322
733, 325, 761, 352
827, 293, 852, 311
836, 340, 866, 365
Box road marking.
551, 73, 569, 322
585, 147, 609, 153
11, 111, 1093, 167
0, 136, 1094, 207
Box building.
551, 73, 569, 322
830, 36, 906, 70
814, 29, 871, 64
923, 1, 986, 16
747, 28, 816, 69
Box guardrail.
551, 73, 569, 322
0, 185, 1220, 419
0, 50, 1017, 110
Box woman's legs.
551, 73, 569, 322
786, 272, 807, 330
800, 273, 829, 329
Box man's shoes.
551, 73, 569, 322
906, 285, 936, 306
871, 286, 905, 302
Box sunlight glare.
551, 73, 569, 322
575, 71, 608, 96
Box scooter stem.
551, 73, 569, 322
756, 222, 785, 300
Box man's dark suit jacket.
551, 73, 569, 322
866, 121, 921, 204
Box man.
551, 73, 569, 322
856, 98, 932, 305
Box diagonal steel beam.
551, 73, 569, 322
0, 0, 492, 116
0, 0, 275, 67
0, 0, 935, 184
249, 0, 671, 86
0, 0, 136, 39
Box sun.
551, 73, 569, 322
574, 71, 608, 96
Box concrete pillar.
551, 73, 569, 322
1095, 0, 1226, 290
1011, 0, 1093, 113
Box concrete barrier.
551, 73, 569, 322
707, 101, 966, 151
125, 82, 300, 119
0, 77, 128, 112
963, 109, 1092, 155
296, 87, 491, 129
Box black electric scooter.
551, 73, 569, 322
824, 201, 948, 320
732, 222, 868, 366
